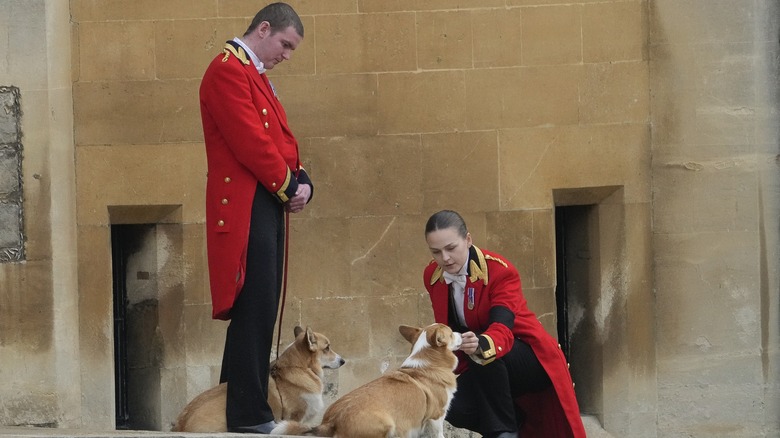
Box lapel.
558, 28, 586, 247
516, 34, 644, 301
257, 73, 296, 139
466, 245, 489, 285
255, 73, 282, 115
429, 245, 489, 287
464, 246, 487, 319
223, 41, 294, 139
429, 246, 490, 326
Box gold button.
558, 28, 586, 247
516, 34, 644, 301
224, 177, 231, 183
573, 382, 576, 389
264, 122, 269, 129
217, 220, 225, 227
498, 346, 502, 352
558, 344, 561, 349
221, 198, 228, 205
262, 108, 268, 115
272, 182, 277, 188
567, 362, 570, 369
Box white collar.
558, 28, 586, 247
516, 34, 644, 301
443, 263, 468, 285
233, 37, 265, 75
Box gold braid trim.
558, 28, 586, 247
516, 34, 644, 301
469, 334, 497, 365
469, 246, 489, 285
429, 265, 443, 285
274, 168, 293, 203
485, 254, 508, 268
222, 43, 250, 65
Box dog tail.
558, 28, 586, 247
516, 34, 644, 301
170, 417, 184, 432
271, 421, 334, 436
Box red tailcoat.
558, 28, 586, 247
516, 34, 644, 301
200, 41, 310, 320
423, 246, 586, 438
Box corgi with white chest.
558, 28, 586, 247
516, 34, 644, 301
273, 323, 462, 438
171, 326, 345, 432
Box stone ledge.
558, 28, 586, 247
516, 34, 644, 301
1, 416, 613, 438
0, 429, 269, 438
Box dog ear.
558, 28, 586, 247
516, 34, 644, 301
399, 325, 421, 344
294, 326, 304, 338
305, 326, 318, 352
434, 325, 450, 347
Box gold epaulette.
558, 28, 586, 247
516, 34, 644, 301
485, 254, 508, 268
429, 265, 443, 285
222, 43, 250, 65
469, 246, 489, 285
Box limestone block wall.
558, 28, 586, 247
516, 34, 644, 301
0, 0, 80, 428
1, 0, 776, 436
649, 1, 780, 436
67, 0, 653, 433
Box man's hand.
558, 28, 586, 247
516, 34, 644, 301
285, 184, 311, 213
459, 331, 480, 355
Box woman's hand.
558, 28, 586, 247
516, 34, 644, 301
459, 331, 480, 355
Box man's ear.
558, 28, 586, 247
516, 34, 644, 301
257, 21, 271, 38
466, 232, 473, 247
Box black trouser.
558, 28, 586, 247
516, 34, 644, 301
446, 339, 552, 438
219, 186, 285, 427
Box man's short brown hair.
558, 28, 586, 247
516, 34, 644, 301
244, 2, 304, 38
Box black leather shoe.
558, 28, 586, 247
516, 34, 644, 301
228, 420, 279, 434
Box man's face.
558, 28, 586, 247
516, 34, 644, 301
255, 22, 302, 69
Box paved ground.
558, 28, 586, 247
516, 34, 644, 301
0, 429, 265, 438
0, 415, 612, 437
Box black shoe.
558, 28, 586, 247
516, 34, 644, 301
228, 420, 279, 434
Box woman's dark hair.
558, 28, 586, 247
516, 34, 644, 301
425, 210, 468, 238
245, 2, 304, 38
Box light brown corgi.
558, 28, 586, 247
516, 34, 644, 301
171, 326, 344, 432
273, 323, 461, 438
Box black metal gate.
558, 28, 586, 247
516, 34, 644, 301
554, 207, 571, 361
111, 225, 130, 429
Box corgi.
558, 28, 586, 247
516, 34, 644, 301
273, 323, 461, 438
171, 326, 345, 432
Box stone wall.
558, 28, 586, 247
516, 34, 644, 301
649, 1, 780, 436
68, 0, 654, 432
0, 0, 777, 436
0, 0, 80, 428
0, 86, 23, 263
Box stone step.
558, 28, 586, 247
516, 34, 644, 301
1, 416, 612, 438
1, 429, 284, 438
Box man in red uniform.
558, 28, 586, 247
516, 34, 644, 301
423, 210, 586, 438
199, 3, 311, 434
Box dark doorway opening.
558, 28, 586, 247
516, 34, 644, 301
112, 225, 132, 429
111, 223, 160, 430
554, 202, 602, 416
555, 205, 594, 362
553, 186, 629, 422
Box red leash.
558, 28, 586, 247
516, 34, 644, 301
275, 210, 290, 360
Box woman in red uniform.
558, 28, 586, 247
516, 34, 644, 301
423, 210, 586, 438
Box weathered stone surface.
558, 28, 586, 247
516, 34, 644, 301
1, 0, 778, 436
0, 87, 23, 262
0, 88, 20, 143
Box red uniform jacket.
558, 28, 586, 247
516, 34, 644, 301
200, 41, 311, 320
423, 246, 586, 438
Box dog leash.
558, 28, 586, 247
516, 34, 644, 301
275, 210, 290, 360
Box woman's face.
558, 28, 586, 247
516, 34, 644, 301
426, 227, 472, 275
